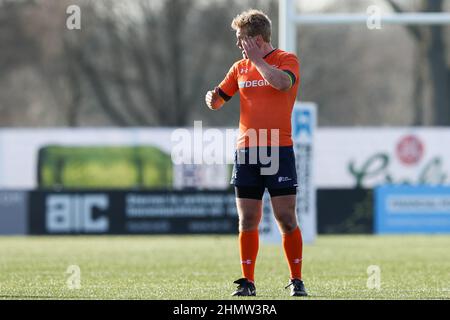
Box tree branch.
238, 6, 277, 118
104, 17, 152, 126
385, 0, 422, 41
77, 50, 130, 126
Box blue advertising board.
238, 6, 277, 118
375, 185, 450, 234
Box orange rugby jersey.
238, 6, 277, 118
218, 48, 300, 149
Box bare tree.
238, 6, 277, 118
59, 0, 246, 127
386, 0, 449, 125
0, 0, 282, 127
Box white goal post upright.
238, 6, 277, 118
279, 0, 450, 53
279, 0, 297, 54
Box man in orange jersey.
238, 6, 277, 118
205, 9, 307, 297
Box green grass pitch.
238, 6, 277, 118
0, 235, 449, 299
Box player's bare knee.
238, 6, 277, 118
281, 222, 298, 234
239, 222, 259, 232
275, 213, 297, 233
280, 221, 297, 234
239, 215, 260, 231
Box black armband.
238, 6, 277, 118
216, 87, 232, 102
282, 70, 296, 87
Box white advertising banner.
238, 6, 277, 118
0, 128, 234, 189
0, 127, 448, 190
0, 128, 173, 189
315, 128, 450, 188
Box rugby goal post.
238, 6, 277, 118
279, 0, 450, 54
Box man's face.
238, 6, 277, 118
236, 28, 262, 59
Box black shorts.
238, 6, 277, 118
235, 185, 297, 200
231, 146, 298, 190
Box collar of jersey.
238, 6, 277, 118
263, 48, 278, 59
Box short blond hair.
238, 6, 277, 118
231, 9, 272, 42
